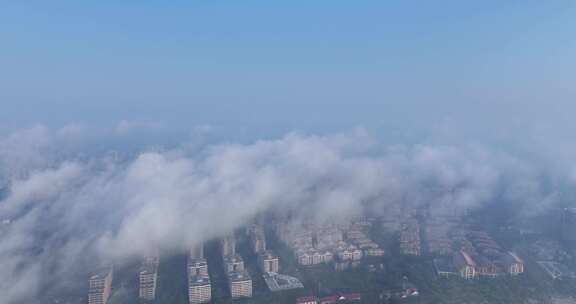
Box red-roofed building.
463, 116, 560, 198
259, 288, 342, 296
502, 252, 524, 275
454, 250, 477, 279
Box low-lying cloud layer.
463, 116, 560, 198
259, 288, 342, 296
0, 126, 570, 303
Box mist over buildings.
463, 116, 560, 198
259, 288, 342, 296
0, 122, 573, 303
2, 1, 575, 303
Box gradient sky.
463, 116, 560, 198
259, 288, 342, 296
1, 1, 575, 139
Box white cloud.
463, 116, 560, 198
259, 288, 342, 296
0, 126, 568, 303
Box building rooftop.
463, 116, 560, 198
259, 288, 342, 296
263, 273, 304, 292
228, 270, 251, 282
90, 267, 113, 280
460, 250, 477, 267
189, 274, 211, 286
507, 252, 524, 264
140, 264, 158, 275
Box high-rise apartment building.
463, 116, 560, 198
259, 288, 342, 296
88, 267, 113, 304
224, 254, 245, 273
188, 258, 209, 277
222, 235, 236, 257
249, 225, 267, 253
190, 243, 204, 259
228, 270, 253, 298
188, 275, 212, 304
139, 265, 158, 301
259, 251, 279, 273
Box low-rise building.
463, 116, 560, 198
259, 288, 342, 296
502, 252, 524, 275
297, 249, 334, 266
310, 250, 333, 264
297, 250, 313, 266
475, 256, 501, 278
357, 240, 379, 250
364, 247, 385, 257
454, 250, 477, 279
337, 245, 363, 261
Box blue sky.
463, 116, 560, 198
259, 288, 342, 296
1, 1, 575, 140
